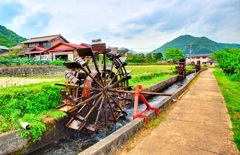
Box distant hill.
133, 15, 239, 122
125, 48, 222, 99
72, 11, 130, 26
151, 34, 240, 55
119, 47, 138, 54
0, 25, 27, 48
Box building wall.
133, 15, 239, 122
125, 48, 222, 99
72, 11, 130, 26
186, 56, 210, 65
52, 51, 74, 61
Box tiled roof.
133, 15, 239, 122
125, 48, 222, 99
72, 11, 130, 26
0, 45, 9, 50
30, 45, 46, 51
10, 44, 23, 50
48, 42, 89, 51
22, 34, 69, 44
186, 53, 212, 57
24, 51, 44, 54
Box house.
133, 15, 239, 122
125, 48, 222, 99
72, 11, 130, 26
21, 34, 69, 59
186, 53, 216, 66
48, 42, 89, 61
0, 45, 9, 56
8, 34, 126, 61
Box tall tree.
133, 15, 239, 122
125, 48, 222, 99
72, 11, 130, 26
126, 53, 134, 62
153, 52, 163, 60
164, 48, 185, 63
146, 53, 153, 62
212, 48, 240, 75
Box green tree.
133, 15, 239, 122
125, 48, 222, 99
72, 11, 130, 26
164, 48, 184, 63
146, 53, 153, 62
153, 52, 163, 61
126, 53, 134, 62
137, 53, 145, 63
212, 48, 240, 77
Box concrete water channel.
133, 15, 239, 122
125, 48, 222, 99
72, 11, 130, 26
30, 73, 195, 155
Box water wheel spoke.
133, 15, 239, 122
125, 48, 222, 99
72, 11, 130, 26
106, 57, 115, 83
68, 92, 102, 113
105, 94, 117, 122
92, 53, 105, 86
83, 94, 103, 121
109, 76, 130, 88
103, 52, 107, 84
78, 64, 103, 88
94, 95, 104, 128
106, 93, 125, 114
107, 65, 125, 86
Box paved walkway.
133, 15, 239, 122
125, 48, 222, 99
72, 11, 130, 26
122, 69, 239, 155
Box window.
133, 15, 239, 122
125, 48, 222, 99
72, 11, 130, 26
39, 41, 49, 47
28, 43, 35, 48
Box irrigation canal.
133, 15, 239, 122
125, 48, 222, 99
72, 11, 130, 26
30, 73, 195, 155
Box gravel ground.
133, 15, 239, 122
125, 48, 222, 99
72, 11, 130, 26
0, 77, 59, 87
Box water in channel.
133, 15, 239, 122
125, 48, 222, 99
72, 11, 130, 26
30, 73, 195, 155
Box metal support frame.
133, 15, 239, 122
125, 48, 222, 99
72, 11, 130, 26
133, 85, 158, 123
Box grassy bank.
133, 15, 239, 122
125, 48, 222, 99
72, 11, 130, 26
126, 65, 195, 88
0, 82, 66, 140
213, 69, 240, 150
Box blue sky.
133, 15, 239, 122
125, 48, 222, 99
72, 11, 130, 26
0, 0, 239, 52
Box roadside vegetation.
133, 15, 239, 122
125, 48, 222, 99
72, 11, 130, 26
0, 57, 64, 66
212, 47, 240, 150
213, 69, 240, 150
0, 82, 66, 141
212, 47, 240, 81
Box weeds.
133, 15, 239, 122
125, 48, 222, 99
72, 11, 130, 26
213, 69, 240, 150
0, 83, 65, 141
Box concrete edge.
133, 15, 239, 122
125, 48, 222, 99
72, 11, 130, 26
79, 70, 202, 155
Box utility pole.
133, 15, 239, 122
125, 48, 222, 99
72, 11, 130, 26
189, 44, 194, 65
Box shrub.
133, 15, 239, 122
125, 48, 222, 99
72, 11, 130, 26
0, 84, 65, 140
212, 48, 240, 81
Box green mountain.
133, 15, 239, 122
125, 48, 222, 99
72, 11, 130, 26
0, 25, 27, 48
151, 34, 240, 55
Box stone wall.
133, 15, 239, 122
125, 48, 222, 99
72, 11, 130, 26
0, 66, 67, 76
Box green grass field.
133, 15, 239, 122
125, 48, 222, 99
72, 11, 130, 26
126, 65, 177, 88
213, 69, 240, 150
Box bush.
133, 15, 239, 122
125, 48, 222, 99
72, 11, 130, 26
0, 58, 56, 66
0, 84, 65, 140
50, 60, 64, 66
212, 48, 240, 81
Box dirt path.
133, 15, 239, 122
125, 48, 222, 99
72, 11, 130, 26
113, 69, 239, 155
0, 77, 58, 87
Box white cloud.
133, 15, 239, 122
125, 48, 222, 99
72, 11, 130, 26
1, 0, 239, 51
